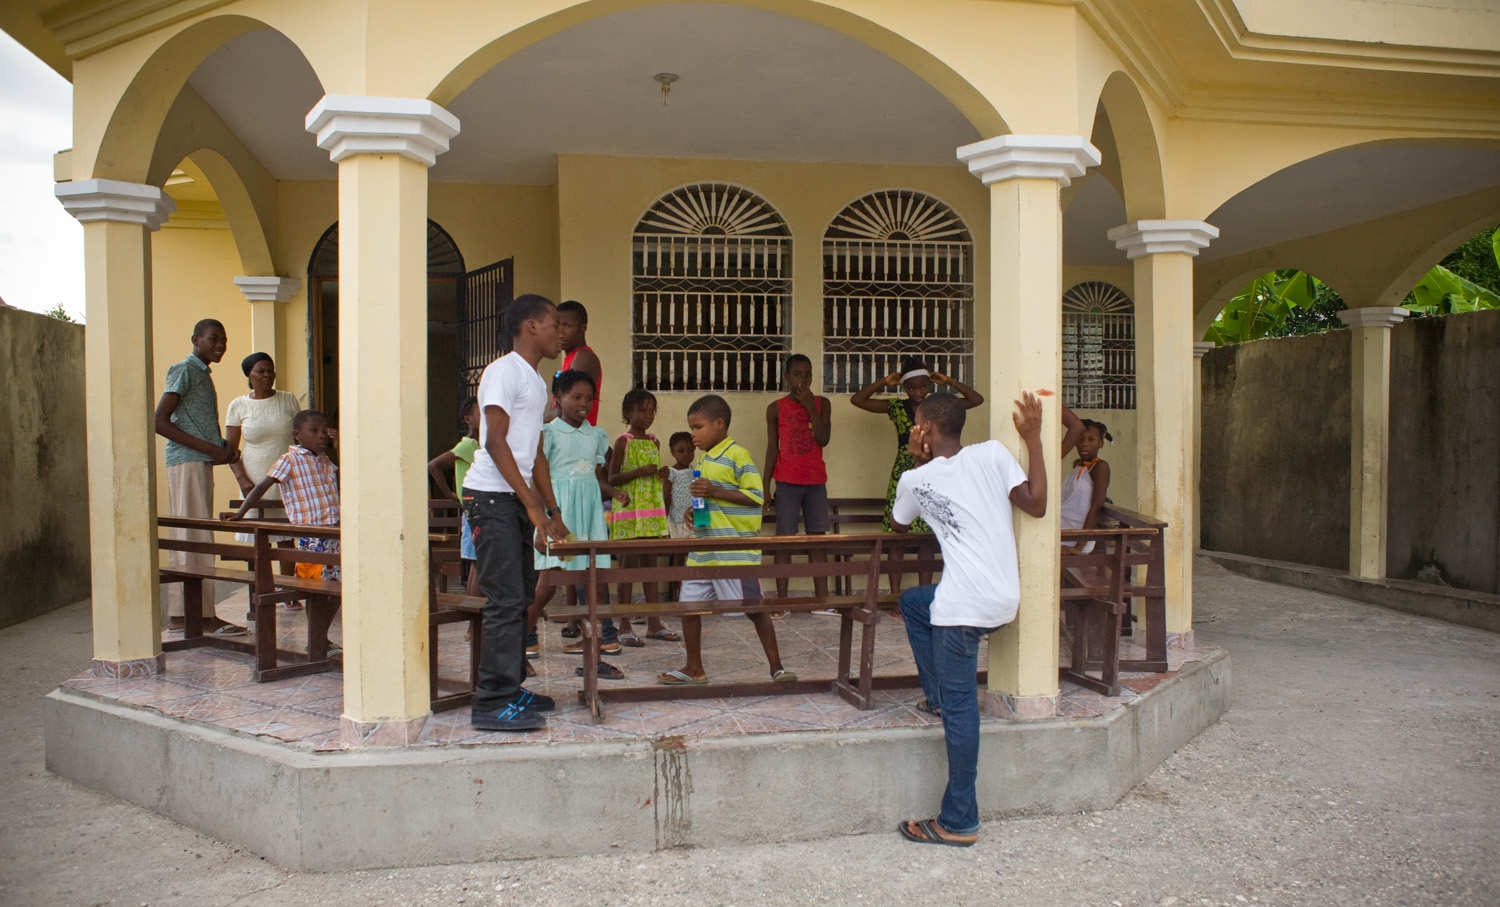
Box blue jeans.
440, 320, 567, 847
900, 584, 995, 835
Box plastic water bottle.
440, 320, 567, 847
691, 469, 710, 528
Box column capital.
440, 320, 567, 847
1193, 341, 1216, 358
1340, 306, 1409, 330
956, 135, 1101, 187
234, 276, 302, 303
54, 179, 176, 231
1107, 220, 1218, 259
306, 95, 460, 167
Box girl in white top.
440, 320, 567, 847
1058, 404, 1112, 552
226, 353, 300, 540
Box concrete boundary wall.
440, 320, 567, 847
46, 651, 1230, 871
0, 307, 89, 628
1200, 311, 1500, 594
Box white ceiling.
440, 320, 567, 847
181, 3, 1500, 270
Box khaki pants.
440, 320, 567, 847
164, 461, 215, 621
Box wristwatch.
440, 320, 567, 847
545, 506, 559, 517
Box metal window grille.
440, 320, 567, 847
1062, 281, 1136, 409
632, 184, 791, 392
821, 191, 974, 394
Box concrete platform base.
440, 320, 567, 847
45, 650, 1229, 871
1205, 550, 1500, 634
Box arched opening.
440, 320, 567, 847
821, 189, 974, 395
1061, 281, 1135, 409
306, 220, 473, 455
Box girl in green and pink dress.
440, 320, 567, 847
608, 389, 678, 644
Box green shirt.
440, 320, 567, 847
686, 437, 763, 568
163, 354, 222, 467
451, 436, 479, 494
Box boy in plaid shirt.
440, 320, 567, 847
227, 409, 340, 579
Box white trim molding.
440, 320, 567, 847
234, 276, 302, 304
305, 95, 461, 168
1107, 220, 1219, 259
956, 135, 1102, 187
54, 179, 176, 231
1340, 306, 1409, 330
1193, 341, 1216, 358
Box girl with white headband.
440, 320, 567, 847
851, 356, 984, 595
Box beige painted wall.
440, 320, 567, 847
555, 153, 995, 501
0, 307, 89, 627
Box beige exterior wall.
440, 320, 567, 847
555, 153, 992, 501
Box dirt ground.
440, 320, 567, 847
2, 557, 1497, 906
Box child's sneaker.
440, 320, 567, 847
472, 699, 546, 731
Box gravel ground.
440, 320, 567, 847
2, 557, 1497, 906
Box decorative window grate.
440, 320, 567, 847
632, 184, 791, 392
821, 191, 974, 394
1062, 281, 1135, 409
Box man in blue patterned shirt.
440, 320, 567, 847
153, 318, 242, 635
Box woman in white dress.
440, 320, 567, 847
225, 352, 300, 544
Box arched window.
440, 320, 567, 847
821, 190, 974, 394
1061, 281, 1135, 409
631, 184, 792, 392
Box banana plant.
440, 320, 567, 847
1202, 269, 1317, 345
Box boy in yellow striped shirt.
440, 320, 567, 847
657, 395, 796, 686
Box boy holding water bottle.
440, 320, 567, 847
656, 395, 795, 686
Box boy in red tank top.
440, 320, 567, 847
764, 354, 833, 600
555, 300, 602, 426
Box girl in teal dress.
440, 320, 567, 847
529, 370, 628, 677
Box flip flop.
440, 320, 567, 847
647, 628, 681, 642
560, 623, 582, 639
577, 662, 625, 680
657, 670, 708, 686
916, 699, 942, 717
898, 819, 976, 848
619, 633, 645, 648
772, 669, 798, 683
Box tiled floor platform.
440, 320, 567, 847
61, 589, 1218, 751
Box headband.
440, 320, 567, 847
901, 368, 930, 383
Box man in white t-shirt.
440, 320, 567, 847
461, 294, 569, 732
890, 390, 1047, 847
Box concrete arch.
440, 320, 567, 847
1090, 72, 1166, 222
92, 16, 325, 185
1371, 208, 1500, 309
180, 149, 276, 277
425, 0, 1010, 139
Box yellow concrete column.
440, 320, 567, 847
306, 95, 460, 744
1192, 341, 1215, 550
1107, 221, 1218, 642
233, 277, 302, 368
1342, 306, 1408, 580
54, 179, 176, 676
958, 135, 1101, 719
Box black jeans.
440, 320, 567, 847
464, 491, 536, 715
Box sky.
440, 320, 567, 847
0, 30, 81, 319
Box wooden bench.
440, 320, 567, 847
1058, 525, 1162, 696
539, 532, 943, 721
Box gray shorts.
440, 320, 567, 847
774, 482, 831, 535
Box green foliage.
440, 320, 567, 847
1204, 224, 1500, 345
42, 304, 76, 323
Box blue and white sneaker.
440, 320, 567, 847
472, 699, 546, 731
514, 688, 555, 712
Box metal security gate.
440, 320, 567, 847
458, 258, 514, 405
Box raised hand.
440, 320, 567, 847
1012, 391, 1043, 442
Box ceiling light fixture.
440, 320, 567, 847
654, 72, 679, 107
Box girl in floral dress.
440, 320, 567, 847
608, 389, 677, 644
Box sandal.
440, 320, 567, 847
898, 819, 976, 848
618, 633, 645, 648
560, 623, 581, 639
657, 670, 708, 686
916, 699, 942, 717
647, 628, 681, 642
564, 639, 622, 655
577, 662, 625, 680
769, 611, 788, 620
771, 669, 798, 683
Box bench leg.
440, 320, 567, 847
306, 596, 337, 662
254, 595, 279, 679
183, 580, 205, 639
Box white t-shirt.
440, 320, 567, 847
462, 352, 548, 494
892, 440, 1028, 628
